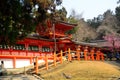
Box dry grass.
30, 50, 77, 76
39, 61, 120, 80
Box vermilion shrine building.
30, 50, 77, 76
0, 21, 105, 69
0, 21, 78, 68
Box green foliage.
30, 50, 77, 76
87, 15, 103, 29
66, 13, 79, 35
117, 0, 120, 4
115, 6, 120, 34
103, 10, 113, 17
83, 37, 91, 42
66, 27, 78, 34
115, 0, 120, 34
0, 0, 63, 44
67, 9, 81, 24
115, 6, 120, 22
0, 0, 36, 44
55, 7, 67, 21
67, 16, 78, 24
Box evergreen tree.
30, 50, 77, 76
87, 15, 103, 29
0, 0, 63, 44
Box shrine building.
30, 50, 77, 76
0, 20, 105, 69
0, 21, 77, 68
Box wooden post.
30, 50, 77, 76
60, 50, 63, 64
13, 57, 16, 68
101, 52, 104, 61
90, 48, 95, 61
84, 47, 88, 61
54, 52, 56, 66
96, 49, 100, 61
68, 48, 71, 61
76, 49, 79, 61
30, 57, 32, 64
69, 53, 72, 61
35, 56, 38, 74
77, 45, 81, 61
68, 48, 70, 61
45, 55, 48, 70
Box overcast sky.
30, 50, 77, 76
61, 0, 118, 20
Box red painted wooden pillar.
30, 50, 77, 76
35, 57, 38, 74
45, 55, 48, 70
96, 49, 100, 60
77, 45, 81, 61
13, 57, 16, 68
100, 52, 104, 61
68, 48, 72, 61
60, 50, 63, 64
54, 52, 56, 66
90, 48, 95, 61
84, 47, 88, 60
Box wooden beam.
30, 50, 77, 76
13, 57, 16, 68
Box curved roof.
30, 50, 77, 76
55, 21, 77, 30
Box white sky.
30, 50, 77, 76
62, 0, 118, 20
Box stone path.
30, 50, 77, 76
105, 60, 120, 68
0, 74, 40, 80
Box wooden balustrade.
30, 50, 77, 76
54, 52, 56, 66
60, 50, 63, 64
96, 49, 101, 60
90, 48, 95, 61
35, 57, 38, 74
84, 47, 88, 60
0, 47, 105, 74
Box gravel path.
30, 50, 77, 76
0, 61, 119, 80
0, 74, 40, 80
105, 60, 120, 68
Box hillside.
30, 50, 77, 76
39, 61, 120, 80
96, 11, 120, 38
72, 19, 97, 42
71, 10, 120, 42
